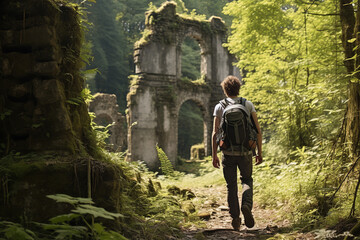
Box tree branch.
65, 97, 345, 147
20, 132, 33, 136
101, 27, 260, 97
305, 12, 339, 16
329, 155, 360, 202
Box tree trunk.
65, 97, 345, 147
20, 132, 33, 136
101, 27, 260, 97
339, 0, 360, 157
346, 82, 360, 156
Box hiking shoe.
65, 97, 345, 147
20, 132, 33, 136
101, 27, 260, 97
241, 205, 255, 228
231, 217, 241, 231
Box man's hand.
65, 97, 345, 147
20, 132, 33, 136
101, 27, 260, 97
255, 155, 263, 165
212, 155, 220, 168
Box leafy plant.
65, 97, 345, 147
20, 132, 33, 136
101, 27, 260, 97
0, 194, 127, 240
39, 194, 126, 240
0, 221, 36, 240
156, 145, 175, 176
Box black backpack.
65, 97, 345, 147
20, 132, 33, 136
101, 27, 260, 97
217, 97, 257, 152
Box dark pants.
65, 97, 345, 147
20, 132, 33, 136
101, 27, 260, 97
222, 154, 253, 219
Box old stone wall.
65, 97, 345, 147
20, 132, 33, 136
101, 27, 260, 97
0, 0, 92, 156
89, 93, 127, 151
127, 2, 240, 170
0, 0, 127, 224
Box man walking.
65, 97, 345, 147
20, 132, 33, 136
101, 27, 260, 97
212, 75, 263, 231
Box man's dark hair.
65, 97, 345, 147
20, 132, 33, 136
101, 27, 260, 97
221, 75, 241, 97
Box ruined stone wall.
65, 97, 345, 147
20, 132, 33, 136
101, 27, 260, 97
127, 2, 240, 170
0, 0, 92, 156
89, 93, 127, 151
0, 0, 125, 224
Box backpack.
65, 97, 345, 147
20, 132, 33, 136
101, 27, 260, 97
217, 97, 258, 152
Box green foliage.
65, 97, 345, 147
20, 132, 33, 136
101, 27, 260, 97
0, 221, 36, 240
178, 100, 203, 159
221, 0, 360, 230
134, 29, 153, 48
86, 0, 132, 112
39, 194, 126, 240
224, 0, 346, 153
253, 137, 360, 229
104, 152, 199, 239
182, 0, 232, 25
0, 109, 12, 121
0, 194, 127, 240
156, 145, 175, 176
181, 37, 201, 80
88, 110, 112, 152
0, 151, 197, 239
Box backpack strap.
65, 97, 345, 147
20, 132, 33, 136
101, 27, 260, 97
239, 97, 247, 107
219, 98, 229, 108
220, 97, 246, 108
240, 97, 258, 134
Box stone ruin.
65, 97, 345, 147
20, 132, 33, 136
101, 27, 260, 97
127, 2, 240, 170
89, 93, 127, 151
0, 0, 118, 223
0, 0, 92, 155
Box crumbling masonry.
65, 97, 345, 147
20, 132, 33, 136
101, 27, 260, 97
89, 93, 127, 152
0, 0, 92, 155
127, 2, 240, 170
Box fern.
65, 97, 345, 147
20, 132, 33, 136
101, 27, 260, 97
156, 145, 174, 176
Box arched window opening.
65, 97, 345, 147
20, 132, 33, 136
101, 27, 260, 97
178, 100, 204, 159
181, 36, 201, 81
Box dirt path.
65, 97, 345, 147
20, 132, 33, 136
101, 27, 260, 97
182, 185, 315, 239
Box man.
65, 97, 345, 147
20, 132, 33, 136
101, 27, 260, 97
212, 75, 263, 231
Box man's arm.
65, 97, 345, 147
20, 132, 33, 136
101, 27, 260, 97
212, 116, 221, 168
251, 112, 263, 165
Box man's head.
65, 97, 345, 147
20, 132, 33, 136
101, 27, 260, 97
221, 75, 241, 97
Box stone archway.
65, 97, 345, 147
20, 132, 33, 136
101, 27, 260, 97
176, 98, 208, 159
127, 2, 240, 170
89, 93, 127, 151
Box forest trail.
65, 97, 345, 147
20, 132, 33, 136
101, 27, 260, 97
182, 185, 315, 240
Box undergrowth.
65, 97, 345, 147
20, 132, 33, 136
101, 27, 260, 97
254, 139, 360, 232
0, 149, 204, 240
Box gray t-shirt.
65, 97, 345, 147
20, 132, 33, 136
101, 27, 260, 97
213, 97, 256, 118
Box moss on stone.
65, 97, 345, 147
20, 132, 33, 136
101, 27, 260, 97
134, 29, 153, 49
178, 75, 211, 92
138, 0, 224, 49
190, 143, 205, 161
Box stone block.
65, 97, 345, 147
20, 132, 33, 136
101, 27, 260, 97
33, 61, 60, 77
48, 102, 72, 133
23, 25, 56, 47
33, 79, 63, 104
8, 82, 31, 100
34, 46, 59, 62
29, 130, 75, 152
0, 25, 56, 50
0, 16, 52, 30
2, 52, 34, 78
